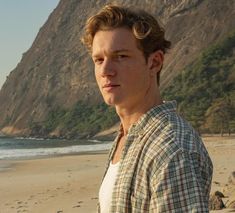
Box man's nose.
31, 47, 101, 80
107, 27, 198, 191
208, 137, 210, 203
100, 59, 116, 77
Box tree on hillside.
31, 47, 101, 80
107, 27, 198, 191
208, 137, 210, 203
204, 97, 234, 136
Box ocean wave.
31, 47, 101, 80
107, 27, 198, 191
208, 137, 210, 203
0, 143, 112, 160
15, 137, 46, 141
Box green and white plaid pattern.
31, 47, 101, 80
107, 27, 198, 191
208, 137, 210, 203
99, 101, 213, 212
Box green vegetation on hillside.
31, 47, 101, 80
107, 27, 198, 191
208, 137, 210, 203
162, 30, 235, 134
30, 101, 119, 138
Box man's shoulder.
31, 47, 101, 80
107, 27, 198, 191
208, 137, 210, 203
142, 110, 206, 163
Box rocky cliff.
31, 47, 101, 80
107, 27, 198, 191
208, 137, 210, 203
0, 0, 235, 137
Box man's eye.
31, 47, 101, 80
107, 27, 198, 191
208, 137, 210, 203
117, 55, 128, 59
94, 58, 103, 64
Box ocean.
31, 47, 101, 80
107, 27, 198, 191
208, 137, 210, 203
0, 136, 112, 160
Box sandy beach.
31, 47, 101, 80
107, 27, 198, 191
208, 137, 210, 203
0, 151, 109, 213
204, 136, 235, 212
0, 136, 235, 213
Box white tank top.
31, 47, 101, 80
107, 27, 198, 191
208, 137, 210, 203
99, 161, 120, 213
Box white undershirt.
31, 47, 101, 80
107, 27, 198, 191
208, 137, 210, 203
99, 161, 120, 213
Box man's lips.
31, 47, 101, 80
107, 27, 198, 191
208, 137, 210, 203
102, 83, 120, 88
102, 83, 120, 91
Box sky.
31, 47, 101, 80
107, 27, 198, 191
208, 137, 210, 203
0, 0, 60, 89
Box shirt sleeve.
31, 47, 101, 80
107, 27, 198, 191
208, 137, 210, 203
149, 148, 212, 213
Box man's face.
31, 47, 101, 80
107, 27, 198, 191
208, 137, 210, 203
91, 27, 154, 108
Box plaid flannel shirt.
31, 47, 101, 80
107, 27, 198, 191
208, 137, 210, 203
98, 101, 213, 213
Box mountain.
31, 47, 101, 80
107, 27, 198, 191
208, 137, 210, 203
0, 0, 235, 138
163, 30, 235, 135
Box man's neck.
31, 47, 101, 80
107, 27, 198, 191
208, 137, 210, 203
116, 94, 162, 136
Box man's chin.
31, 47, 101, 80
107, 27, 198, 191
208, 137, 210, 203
104, 100, 115, 106
103, 97, 117, 106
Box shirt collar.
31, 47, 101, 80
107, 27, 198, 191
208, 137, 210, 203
127, 100, 177, 136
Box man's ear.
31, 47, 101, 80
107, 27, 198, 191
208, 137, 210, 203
148, 50, 164, 76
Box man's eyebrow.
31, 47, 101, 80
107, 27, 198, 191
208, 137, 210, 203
112, 49, 130, 53
92, 49, 131, 58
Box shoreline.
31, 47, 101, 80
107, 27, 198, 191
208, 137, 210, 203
0, 149, 109, 172
0, 136, 113, 161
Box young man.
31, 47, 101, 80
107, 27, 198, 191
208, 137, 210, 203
82, 4, 213, 213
